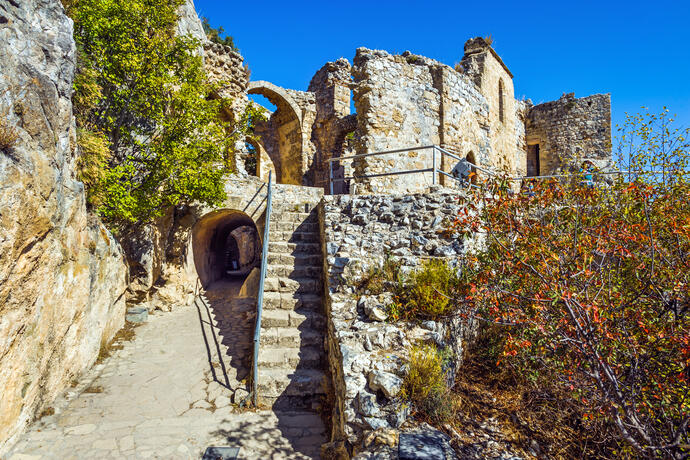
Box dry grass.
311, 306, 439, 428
450, 355, 633, 459
84, 385, 104, 394
38, 407, 55, 418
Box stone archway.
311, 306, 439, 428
248, 81, 304, 185
191, 209, 261, 289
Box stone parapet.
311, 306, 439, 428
319, 191, 478, 454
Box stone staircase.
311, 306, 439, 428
257, 202, 328, 411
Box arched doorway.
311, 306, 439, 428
192, 209, 261, 289
191, 209, 262, 391
248, 81, 304, 185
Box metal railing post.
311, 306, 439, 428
252, 170, 272, 407
431, 146, 437, 185
329, 160, 334, 195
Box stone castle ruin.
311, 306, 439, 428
206, 37, 612, 194
0, 1, 615, 458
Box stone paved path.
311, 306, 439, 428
5, 297, 326, 459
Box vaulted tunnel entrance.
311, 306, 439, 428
191, 209, 262, 394
192, 210, 261, 289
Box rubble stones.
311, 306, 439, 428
320, 191, 479, 452
368, 371, 402, 399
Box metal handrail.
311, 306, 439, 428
251, 170, 272, 406
326, 143, 633, 194
327, 144, 472, 194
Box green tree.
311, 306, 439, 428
201, 16, 238, 51
69, 0, 257, 226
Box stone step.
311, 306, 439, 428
264, 277, 322, 295
271, 211, 318, 224
263, 292, 322, 311
269, 221, 319, 233
257, 368, 326, 397
267, 264, 322, 279
257, 346, 324, 369
272, 231, 320, 244
260, 327, 324, 348
260, 308, 326, 329
260, 394, 325, 412
268, 253, 322, 267
268, 241, 321, 255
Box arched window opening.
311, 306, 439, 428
498, 79, 505, 124
244, 141, 258, 176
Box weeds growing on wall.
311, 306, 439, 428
201, 16, 239, 51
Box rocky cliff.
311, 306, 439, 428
0, 0, 127, 453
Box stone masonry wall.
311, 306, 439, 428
431, 65, 490, 183
514, 99, 529, 177
459, 38, 517, 175
352, 49, 441, 194
204, 42, 249, 100
526, 93, 613, 174
308, 58, 353, 191
0, 1, 127, 453
319, 190, 477, 454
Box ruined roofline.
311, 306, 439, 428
530, 92, 611, 110
463, 37, 514, 79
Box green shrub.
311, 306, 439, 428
201, 16, 238, 51
403, 343, 454, 423
406, 259, 457, 317
356, 256, 404, 295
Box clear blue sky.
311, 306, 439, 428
195, 0, 690, 138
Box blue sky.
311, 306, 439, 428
195, 0, 690, 138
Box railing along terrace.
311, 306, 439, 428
327, 144, 481, 195
327, 144, 632, 194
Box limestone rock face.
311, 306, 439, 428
176, 0, 207, 44
0, 0, 127, 453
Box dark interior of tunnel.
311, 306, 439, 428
193, 211, 262, 288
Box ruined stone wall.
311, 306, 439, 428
431, 65, 491, 181
514, 99, 529, 177
460, 38, 517, 174
204, 42, 249, 99
352, 49, 442, 194
0, 1, 127, 453
526, 93, 612, 174
308, 59, 354, 191
320, 191, 477, 453
284, 88, 317, 185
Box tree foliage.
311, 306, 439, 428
445, 111, 690, 457
69, 0, 256, 226
201, 16, 238, 51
